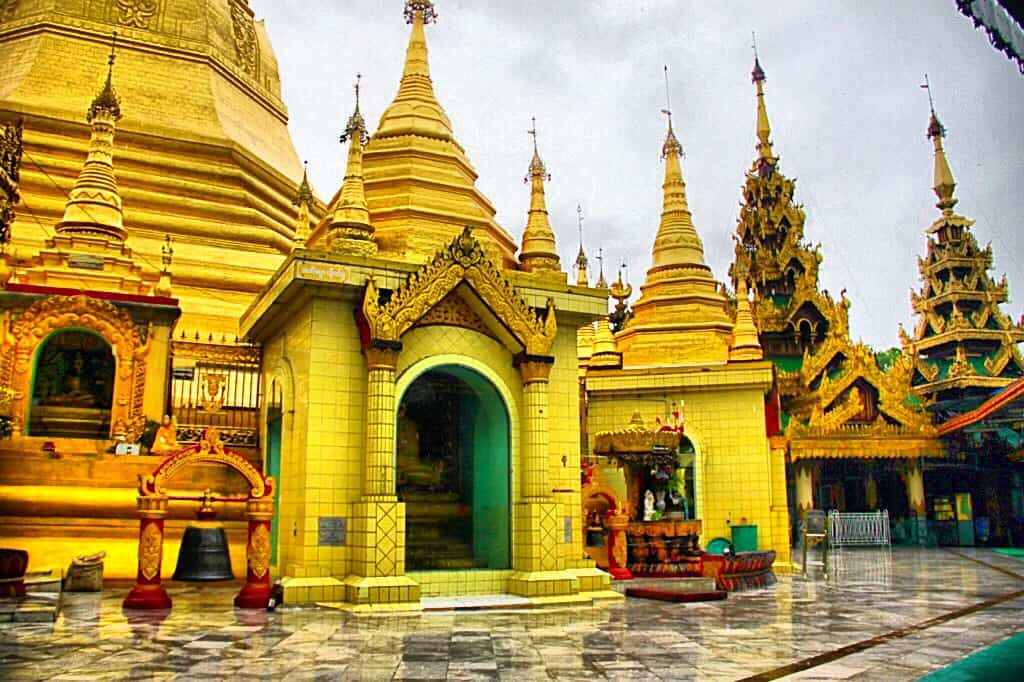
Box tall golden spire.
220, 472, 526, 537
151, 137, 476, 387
292, 161, 313, 250
650, 78, 705, 272
751, 36, 775, 167
375, 1, 452, 141
616, 68, 734, 367
574, 204, 589, 286
923, 75, 957, 215
518, 117, 561, 274
55, 32, 127, 241
328, 75, 377, 256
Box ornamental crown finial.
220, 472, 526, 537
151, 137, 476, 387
88, 31, 122, 122
660, 65, 684, 159
525, 116, 550, 181
404, 1, 437, 24
294, 160, 314, 206
921, 74, 944, 139
340, 74, 368, 146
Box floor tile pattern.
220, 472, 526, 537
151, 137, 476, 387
1, 548, 1023, 681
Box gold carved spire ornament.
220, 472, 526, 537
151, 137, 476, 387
574, 204, 589, 286
55, 32, 127, 241
518, 117, 561, 275
751, 32, 776, 174
293, 161, 313, 250
650, 66, 705, 272
328, 74, 377, 257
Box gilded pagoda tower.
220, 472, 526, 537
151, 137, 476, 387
730, 57, 940, 530
0, 0, 314, 336
905, 106, 1024, 404
902, 101, 1024, 545
582, 94, 792, 568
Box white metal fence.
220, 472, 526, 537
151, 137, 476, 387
827, 510, 891, 548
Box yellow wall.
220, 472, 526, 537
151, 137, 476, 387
586, 364, 790, 564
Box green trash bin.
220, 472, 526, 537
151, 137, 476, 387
731, 524, 758, 552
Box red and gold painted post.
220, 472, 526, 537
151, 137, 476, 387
605, 511, 633, 580
123, 495, 172, 609
235, 497, 274, 608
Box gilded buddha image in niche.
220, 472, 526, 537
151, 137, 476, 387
396, 375, 464, 495
32, 331, 115, 409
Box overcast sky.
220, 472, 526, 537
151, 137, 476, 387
250, 0, 1023, 352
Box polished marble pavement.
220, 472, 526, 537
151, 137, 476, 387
1, 547, 1023, 681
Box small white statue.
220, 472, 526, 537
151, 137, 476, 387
643, 489, 655, 521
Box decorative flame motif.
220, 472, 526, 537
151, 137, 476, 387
114, 0, 158, 29
139, 522, 162, 580
248, 524, 270, 579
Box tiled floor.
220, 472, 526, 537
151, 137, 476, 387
1, 547, 1023, 680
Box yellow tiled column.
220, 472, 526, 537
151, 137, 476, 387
508, 356, 579, 600
903, 458, 927, 545
795, 461, 814, 519
346, 342, 420, 609
364, 344, 399, 498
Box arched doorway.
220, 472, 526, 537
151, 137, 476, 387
265, 379, 284, 566
29, 329, 115, 438
396, 365, 510, 571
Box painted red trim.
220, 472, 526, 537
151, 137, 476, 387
4, 283, 178, 307
937, 377, 1024, 436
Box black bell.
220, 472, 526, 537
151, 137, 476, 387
172, 494, 233, 582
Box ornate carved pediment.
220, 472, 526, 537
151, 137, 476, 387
413, 289, 495, 341
362, 227, 557, 355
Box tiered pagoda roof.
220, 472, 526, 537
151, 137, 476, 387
904, 105, 1024, 403
730, 57, 940, 461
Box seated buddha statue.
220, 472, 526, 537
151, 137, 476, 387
150, 415, 178, 455
42, 353, 97, 408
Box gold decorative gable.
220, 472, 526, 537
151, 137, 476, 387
362, 227, 557, 355
787, 338, 936, 449
413, 290, 495, 341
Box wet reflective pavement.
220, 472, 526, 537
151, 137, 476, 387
1, 548, 1023, 681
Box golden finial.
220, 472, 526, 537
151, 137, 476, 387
294, 160, 314, 206
596, 248, 608, 289
921, 74, 944, 139
160, 234, 174, 272
921, 74, 957, 213
525, 116, 549, 181
404, 1, 437, 24
661, 65, 683, 159
89, 31, 121, 122
575, 204, 589, 285
751, 31, 766, 82
340, 74, 368, 146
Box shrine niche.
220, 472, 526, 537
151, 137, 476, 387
0, 294, 149, 440
29, 330, 115, 438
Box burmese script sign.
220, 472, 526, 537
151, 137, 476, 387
318, 516, 347, 546
297, 262, 351, 285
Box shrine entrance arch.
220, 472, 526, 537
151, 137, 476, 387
395, 361, 511, 571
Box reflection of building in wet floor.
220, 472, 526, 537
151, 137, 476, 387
827, 547, 894, 586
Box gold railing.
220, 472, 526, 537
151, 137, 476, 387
170, 337, 261, 448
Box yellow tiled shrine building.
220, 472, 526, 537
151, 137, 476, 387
1, 1, 1022, 610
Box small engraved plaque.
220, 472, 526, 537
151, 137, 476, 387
318, 516, 347, 546
564, 516, 573, 544
68, 254, 104, 271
